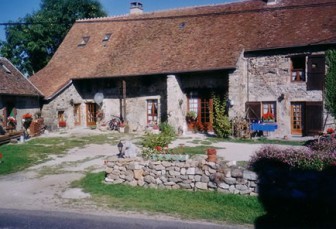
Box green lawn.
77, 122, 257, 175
75, 172, 265, 224
0, 134, 119, 175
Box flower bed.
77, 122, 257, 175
249, 141, 336, 226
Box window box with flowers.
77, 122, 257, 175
262, 112, 275, 123
7, 117, 17, 131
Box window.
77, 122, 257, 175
262, 102, 276, 121
188, 92, 198, 114
78, 36, 90, 46
102, 33, 112, 42
1, 64, 11, 74
147, 99, 158, 125
266, 0, 277, 4
246, 101, 277, 122
291, 56, 306, 82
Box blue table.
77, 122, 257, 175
250, 123, 278, 132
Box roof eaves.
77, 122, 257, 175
245, 41, 336, 54
71, 66, 236, 80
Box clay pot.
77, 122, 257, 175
206, 148, 217, 162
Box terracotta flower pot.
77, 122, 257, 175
207, 148, 217, 155
206, 148, 217, 162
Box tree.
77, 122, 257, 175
325, 50, 336, 119
0, 0, 107, 76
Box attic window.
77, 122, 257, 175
1, 64, 11, 74
78, 36, 90, 46
102, 33, 112, 42
179, 22, 186, 30
266, 0, 277, 5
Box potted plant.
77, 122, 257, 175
206, 148, 217, 162
22, 113, 33, 130
58, 120, 66, 128
7, 116, 17, 131
119, 122, 126, 133
152, 123, 160, 134
186, 111, 197, 122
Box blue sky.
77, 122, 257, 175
0, 0, 240, 41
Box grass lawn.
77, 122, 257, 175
0, 134, 119, 175
74, 172, 265, 225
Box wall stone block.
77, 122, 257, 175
104, 156, 258, 196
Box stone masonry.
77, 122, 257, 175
104, 156, 258, 195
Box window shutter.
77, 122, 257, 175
307, 55, 325, 90
245, 102, 261, 121
2, 108, 7, 126
305, 101, 323, 136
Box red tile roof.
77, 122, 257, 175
30, 0, 336, 98
0, 57, 41, 96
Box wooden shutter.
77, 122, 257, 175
245, 102, 261, 121
305, 101, 323, 136
2, 108, 7, 126
307, 55, 325, 91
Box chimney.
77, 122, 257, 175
130, 2, 143, 15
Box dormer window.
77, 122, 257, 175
265, 0, 277, 4
102, 33, 112, 42
1, 64, 11, 74
78, 36, 90, 46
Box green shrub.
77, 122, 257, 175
159, 121, 176, 138
212, 94, 231, 138
141, 131, 175, 158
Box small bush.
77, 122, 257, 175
159, 122, 176, 138
141, 131, 176, 158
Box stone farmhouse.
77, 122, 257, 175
0, 57, 42, 131
30, 0, 336, 137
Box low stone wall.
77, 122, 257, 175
104, 156, 258, 195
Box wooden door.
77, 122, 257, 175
291, 102, 304, 135
305, 102, 323, 136
74, 104, 81, 126
86, 103, 96, 126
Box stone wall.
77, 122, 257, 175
104, 156, 258, 195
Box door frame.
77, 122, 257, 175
74, 104, 81, 126
86, 103, 97, 127
291, 102, 305, 136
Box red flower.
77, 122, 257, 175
262, 112, 274, 120
155, 146, 162, 151
0, 153, 2, 159
59, 120, 66, 127
327, 128, 335, 134
22, 113, 32, 119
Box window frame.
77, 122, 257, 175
147, 99, 158, 125
245, 101, 277, 122
290, 56, 306, 82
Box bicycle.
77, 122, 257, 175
108, 115, 123, 131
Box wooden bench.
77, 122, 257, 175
0, 130, 24, 145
